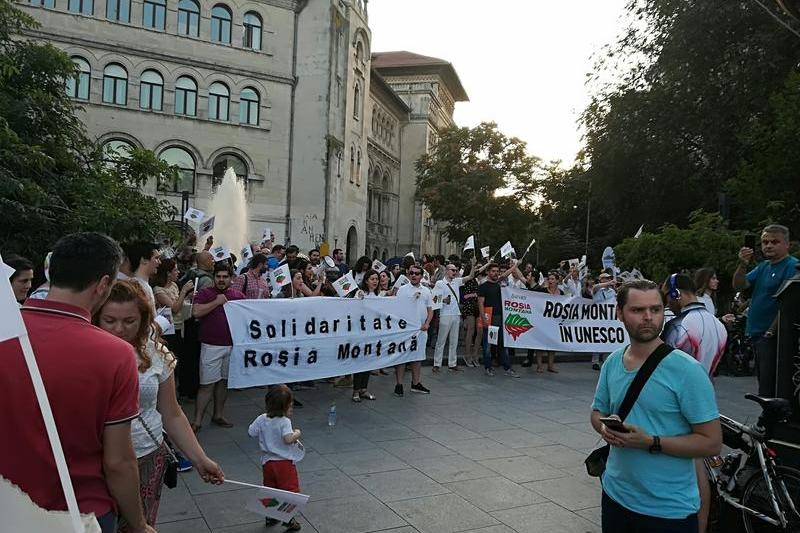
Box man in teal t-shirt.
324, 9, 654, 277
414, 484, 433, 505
591, 280, 721, 532
733, 224, 799, 396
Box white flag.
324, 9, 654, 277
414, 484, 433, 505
568, 258, 580, 268
0, 253, 27, 343
262, 227, 272, 242
500, 241, 515, 258
270, 264, 291, 289
210, 245, 231, 261
480, 246, 490, 259
601, 246, 616, 270
392, 274, 410, 289
332, 271, 357, 297
371, 259, 386, 273
463, 235, 475, 251
634, 225, 643, 239
487, 325, 500, 345
523, 237, 536, 254
538, 272, 545, 286
579, 255, 587, 267
431, 289, 444, 310
404, 251, 415, 260
199, 216, 216, 236
240, 245, 254, 266
244, 484, 309, 522
183, 207, 205, 224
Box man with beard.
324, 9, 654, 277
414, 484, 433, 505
191, 262, 246, 431
590, 280, 721, 532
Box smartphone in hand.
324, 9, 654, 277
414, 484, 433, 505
599, 416, 630, 433
744, 234, 756, 250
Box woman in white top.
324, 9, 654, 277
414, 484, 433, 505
694, 267, 719, 316
378, 270, 394, 296
94, 280, 224, 530
352, 269, 381, 402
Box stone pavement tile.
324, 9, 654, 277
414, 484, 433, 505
486, 429, 554, 449
516, 444, 589, 469
377, 528, 420, 533
524, 476, 601, 511
444, 413, 515, 433
156, 482, 202, 523
194, 487, 263, 530
296, 450, 337, 473
324, 447, 410, 475
491, 501, 601, 533
388, 493, 499, 533
444, 438, 524, 461
302, 493, 407, 533
353, 424, 422, 442
559, 465, 601, 489
565, 421, 597, 436
213, 515, 318, 532
575, 506, 602, 526
184, 458, 263, 495
300, 468, 369, 501
536, 429, 600, 451
510, 416, 569, 435
378, 437, 456, 462
156, 518, 211, 533
412, 453, 496, 483
300, 429, 376, 454
443, 476, 546, 512
352, 468, 451, 502
479, 456, 568, 484
414, 420, 484, 440
538, 408, 590, 425
461, 526, 517, 533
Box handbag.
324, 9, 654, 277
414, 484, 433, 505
445, 282, 464, 315
584, 343, 673, 477
138, 415, 180, 489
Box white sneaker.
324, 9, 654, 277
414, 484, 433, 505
485, 368, 495, 377
504, 369, 520, 378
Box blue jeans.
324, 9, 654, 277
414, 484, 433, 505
602, 491, 697, 532
97, 512, 117, 533
752, 334, 777, 397
482, 328, 510, 370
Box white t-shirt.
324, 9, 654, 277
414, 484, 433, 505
697, 293, 716, 316
248, 414, 305, 464
397, 283, 433, 324
130, 276, 157, 314
434, 278, 463, 316
131, 342, 173, 458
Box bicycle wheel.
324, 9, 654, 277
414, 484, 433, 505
742, 466, 800, 532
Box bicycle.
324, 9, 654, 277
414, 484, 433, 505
723, 315, 756, 377
705, 394, 800, 532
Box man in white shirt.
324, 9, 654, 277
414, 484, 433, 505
122, 241, 161, 312
433, 261, 479, 372
395, 264, 433, 396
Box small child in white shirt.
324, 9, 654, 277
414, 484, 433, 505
248, 384, 304, 531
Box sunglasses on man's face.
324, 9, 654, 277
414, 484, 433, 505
409, 271, 422, 276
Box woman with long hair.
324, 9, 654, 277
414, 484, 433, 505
460, 262, 482, 367
378, 270, 394, 296
694, 267, 719, 316
352, 256, 372, 285
351, 269, 381, 402
152, 258, 193, 366
94, 281, 223, 530
531, 271, 563, 373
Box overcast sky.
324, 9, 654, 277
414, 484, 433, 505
368, 0, 630, 165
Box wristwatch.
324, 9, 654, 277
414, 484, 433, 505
649, 435, 662, 454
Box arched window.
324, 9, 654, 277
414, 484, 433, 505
212, 153, 247, 187
68, 0, 92, 15
102, 139, 134, 167
106, 0, 129, 22
208, 82, 229, 121
143, 0, 165, 29
356, 149, 362, 186
353, 82, 360, 119
159, 146, 195, 194
243, 11, 262, 50
239, 87, 259, 125
210, 4, 232, 43
349, 146, 355, 183
139, 69, 163, 111
102, 63, 127, 105
66, 57, 90, 100
355, 41, 364, 63
30, 0, 56, 9
382, 249, 388, 262
177, 0, 199, 36
175, 76, 197, 116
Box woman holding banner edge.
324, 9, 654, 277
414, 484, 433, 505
352, 269, 382, 402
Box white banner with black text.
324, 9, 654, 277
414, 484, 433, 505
500, 287, 629, 352
225, 296, 427, 388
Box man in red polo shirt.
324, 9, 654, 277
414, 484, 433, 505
0, 233, 152, 533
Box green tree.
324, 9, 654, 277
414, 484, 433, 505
0, 0, 178, 262
415, 122, 542, 257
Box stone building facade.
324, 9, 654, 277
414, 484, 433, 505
19, 0, 467, 262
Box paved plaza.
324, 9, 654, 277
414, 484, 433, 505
157, 361, 759, 533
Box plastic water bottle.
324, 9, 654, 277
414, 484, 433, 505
327, 402, 337, 429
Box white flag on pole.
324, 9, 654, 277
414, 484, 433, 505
240, 245, 254, 265
262, 227, 272, 242
371, 259, 386, 273
332, 271, 357, 297
223, 479, 310, 523
183, 207, 205, 224
634, 225, 644, 239
271, 264, 291, 289
392, 274, 410, 289
500, 241, 515, 258
404, 251, 415, 260
463, 235, 475, 251
487, 326, 500, 345
601, 246, 616, 270
524, 237, 536, 254
199, 216, 216, 236
210, 245, 231, 261
480, 246, 490, 259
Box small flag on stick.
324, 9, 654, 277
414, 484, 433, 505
463, 235, 475, 251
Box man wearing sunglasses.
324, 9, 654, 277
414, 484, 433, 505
394, 265, 433, 396
433, 260, 482, 372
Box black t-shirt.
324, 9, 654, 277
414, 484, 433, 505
477, 280, 503, 325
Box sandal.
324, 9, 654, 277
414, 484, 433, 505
352, 394, 362, 403
359, 391, 376, 401
211, 417, 233, 428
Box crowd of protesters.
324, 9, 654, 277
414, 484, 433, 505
2, 222, 797, 533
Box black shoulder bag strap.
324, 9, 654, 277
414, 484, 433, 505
617, 342, 673, 422
585, 342, 673, 477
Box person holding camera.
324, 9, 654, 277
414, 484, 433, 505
732, 224, 798, 397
